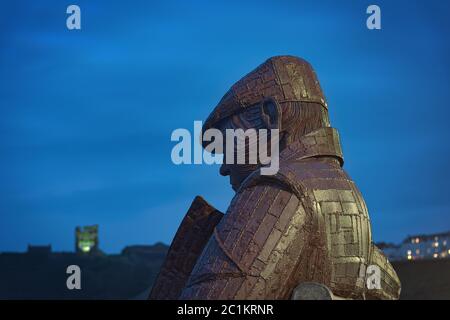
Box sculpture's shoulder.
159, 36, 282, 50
240, 156, 351, 201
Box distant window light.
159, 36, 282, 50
415, 238, 420, 244
416, 249, 420, 255
407, 250, 412, 255
433, 253, 438, 258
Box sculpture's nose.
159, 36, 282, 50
220, 163, 230, 176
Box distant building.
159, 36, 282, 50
378, 231, 450, 261
402, 231, 450, 261
75, 225, 99, 254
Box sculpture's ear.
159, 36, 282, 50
260, 97, 282, 131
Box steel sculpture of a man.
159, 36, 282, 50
149, 56, 401, 300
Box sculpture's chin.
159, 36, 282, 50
229, 169, 257, 192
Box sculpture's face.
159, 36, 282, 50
217, 111, 264, 192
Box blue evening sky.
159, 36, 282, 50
1, 0, 449, 252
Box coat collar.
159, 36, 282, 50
280, 127, 344, 166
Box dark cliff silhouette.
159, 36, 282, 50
1, 242, 449, 299
0, 243, 167, 299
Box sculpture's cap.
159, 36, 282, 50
203, 55, 328, 131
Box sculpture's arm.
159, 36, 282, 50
149, 196, 223, 300
179, 183, 308, 299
